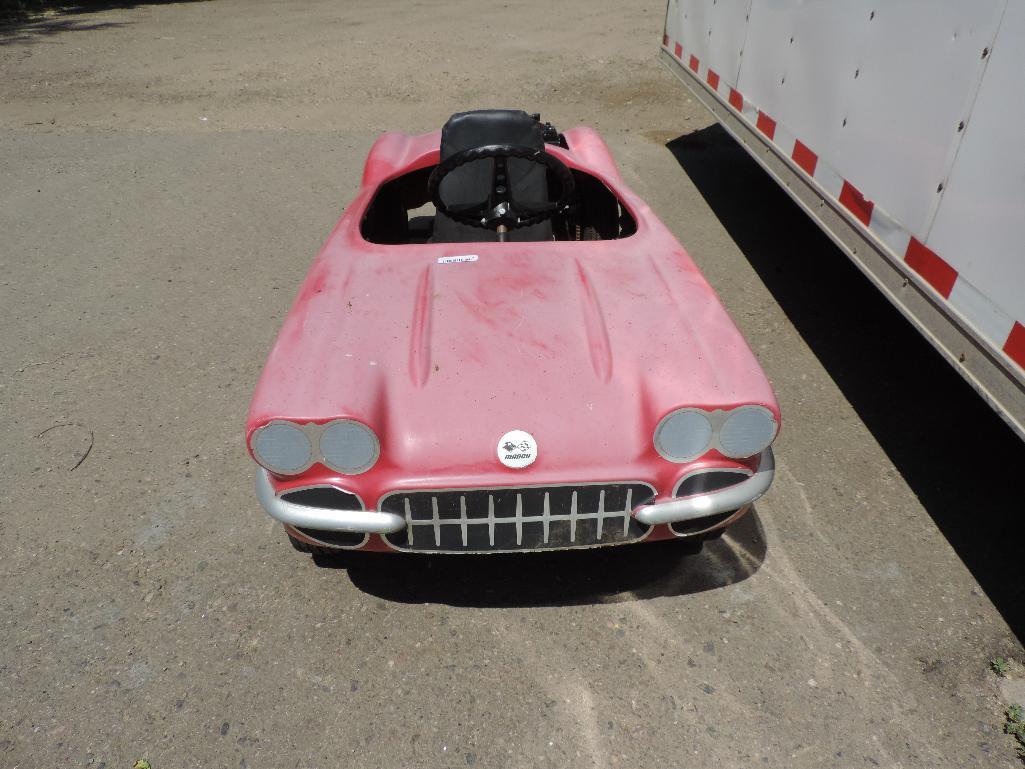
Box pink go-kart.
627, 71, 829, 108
246, 109, 779, 558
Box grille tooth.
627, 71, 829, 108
570, 490, 578, 543
459, 495, 468, 547
381, 483, 655, 553
515, 493, 523, 546
487, 494, 495, 547
623, 488, 633, 536
542, 492, 551, 544
431, 496, 441, 547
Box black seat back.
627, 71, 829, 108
432, 109, 554, 243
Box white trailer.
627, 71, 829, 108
659, 0, 1025, 440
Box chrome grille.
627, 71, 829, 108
380, 483, 656, 552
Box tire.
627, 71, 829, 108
676, 537, 704, 555
287, 532, 347, 559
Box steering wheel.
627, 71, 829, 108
427, 144, 576, 231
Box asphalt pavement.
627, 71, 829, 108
2, 2, 1023, 767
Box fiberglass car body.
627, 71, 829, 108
246, 109, 780, 557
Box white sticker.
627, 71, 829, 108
437, 254, 479, 264
497, 429, 538, 469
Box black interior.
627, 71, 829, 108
360, 109, 637, 245
433, 109, 555, 243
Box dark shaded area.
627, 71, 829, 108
281, 486, 362, 512
667, 124, 1025, 641
0, 14, 124, 40
361, 166, 635, 245
0, 1, 202, 36
313, 509, 766, 607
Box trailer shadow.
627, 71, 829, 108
0, 2, 203, 42
316, 508, 766, 607
665, 124, 1025, 641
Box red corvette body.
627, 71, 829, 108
247, 117, 779, 556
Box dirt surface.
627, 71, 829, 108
2, 2, 1024, 767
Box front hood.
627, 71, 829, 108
248, 228, 776, 488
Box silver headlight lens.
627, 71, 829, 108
654, 408, 713, 462
718, 406, 777, 458
252, 422, 312, 474
320, 419, 380, 474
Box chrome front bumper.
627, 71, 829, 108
255, 448, 774, 535
634, 448, 775, 525
255, 470, 404, 534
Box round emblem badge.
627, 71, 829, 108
497, 429, 538, 469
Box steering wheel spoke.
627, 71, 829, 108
445, 201, 490, 218
512, 200, 559, 217
428, 143, 575, 232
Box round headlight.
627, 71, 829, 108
654, 409, 713, 462
718, 406, 777, 458
320, 420, 379, 474
252, 422, 312, 474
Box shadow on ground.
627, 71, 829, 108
0, 1, 202, 39
312, 509, 766, 608
667, 124, 1025, 642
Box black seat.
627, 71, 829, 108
432, 109, 554, 243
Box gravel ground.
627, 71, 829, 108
2, 2, 1023, 767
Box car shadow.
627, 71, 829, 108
665, 124, 1025, 642
313, 508, 766, 607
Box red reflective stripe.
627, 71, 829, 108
838, 180, 874, 227
684, 66, 990, 317
1004, 322, 1025, 371
904, 237, 958, 298
791, 139, 818, 176
755, 111, 776, 140
674, 42, 683, 58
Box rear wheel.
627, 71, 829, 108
675, 537, 704, 555
288, 532, 319, 554
287, 533, 353, 563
